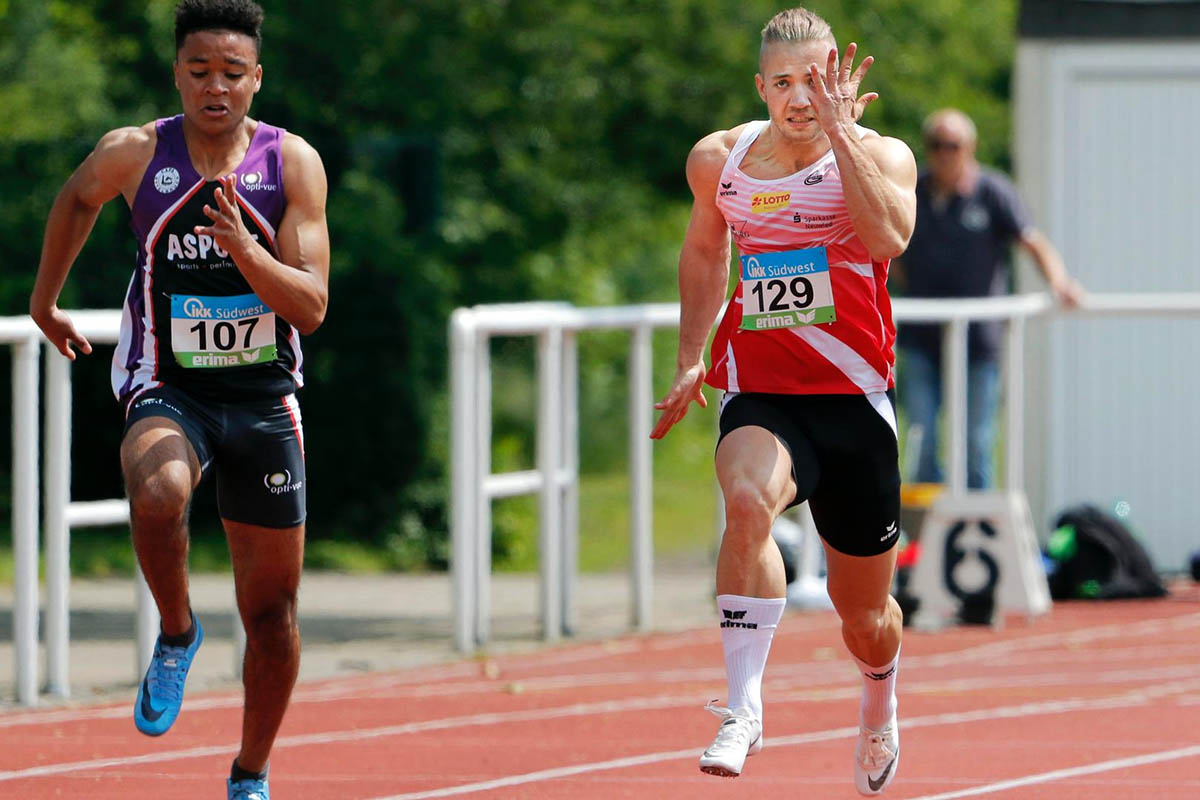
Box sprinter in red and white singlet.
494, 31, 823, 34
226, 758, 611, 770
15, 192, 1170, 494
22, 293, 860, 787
651, 8, 916, 795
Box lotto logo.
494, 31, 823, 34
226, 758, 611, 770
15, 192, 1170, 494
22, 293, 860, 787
751, 191, 790, 214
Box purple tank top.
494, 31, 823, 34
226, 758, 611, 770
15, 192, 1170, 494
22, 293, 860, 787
111, 115, 302, 405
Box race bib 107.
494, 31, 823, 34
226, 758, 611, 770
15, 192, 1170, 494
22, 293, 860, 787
170, 293, 277, 368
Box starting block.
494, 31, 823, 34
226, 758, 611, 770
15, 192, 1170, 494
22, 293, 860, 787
908, 489, 1051, 629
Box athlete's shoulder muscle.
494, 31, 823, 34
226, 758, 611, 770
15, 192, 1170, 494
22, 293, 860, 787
76, 122, 157, 206
686, 125, 750, 200
280, 132, 328, 210
862, 135, 917, 190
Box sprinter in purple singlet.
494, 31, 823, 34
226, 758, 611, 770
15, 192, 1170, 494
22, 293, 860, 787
29, 2, 328, 798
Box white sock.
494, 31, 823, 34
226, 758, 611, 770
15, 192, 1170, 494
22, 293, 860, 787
717, 594, 786, 721
853, 647, 899, 730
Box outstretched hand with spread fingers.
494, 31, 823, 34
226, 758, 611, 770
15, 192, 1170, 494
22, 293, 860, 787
807, 42, 879, 132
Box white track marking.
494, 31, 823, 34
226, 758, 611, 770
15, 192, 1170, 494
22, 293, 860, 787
365, 680, 1200, 800
3, 611, 1198, 729
6, 676, 1199, 786
904, 744, 1200, 800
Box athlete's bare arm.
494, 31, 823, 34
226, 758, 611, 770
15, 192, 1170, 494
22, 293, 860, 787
651, 129, 739, 440
30, 124, 157, 359
196, 132, 330, 334
808, 44, 916, 260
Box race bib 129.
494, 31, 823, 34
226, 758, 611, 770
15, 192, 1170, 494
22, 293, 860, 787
739, 247, 836, 330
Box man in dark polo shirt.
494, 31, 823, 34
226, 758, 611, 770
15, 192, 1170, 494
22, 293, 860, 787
895, 108, 1083, 489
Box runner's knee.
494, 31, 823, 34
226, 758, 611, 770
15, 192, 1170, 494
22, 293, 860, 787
127, 463, 192, 525
241, 596, 298, 651
722, 476, 778, 535
838, 602, 892, 643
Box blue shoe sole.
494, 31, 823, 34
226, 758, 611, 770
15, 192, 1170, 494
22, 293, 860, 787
134, 619, 204, 736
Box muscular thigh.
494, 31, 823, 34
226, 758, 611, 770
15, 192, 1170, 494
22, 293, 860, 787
803, 393, 901, 557
121, 387, 211, 494
718, 392, 818, 511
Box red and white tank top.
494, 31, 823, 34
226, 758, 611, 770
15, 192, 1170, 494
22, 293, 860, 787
706, 120, 896, 396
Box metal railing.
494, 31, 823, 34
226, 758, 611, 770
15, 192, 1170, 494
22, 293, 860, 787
2, 316, 41, 707
449, 302, 680, 652
8, 291, 1200, 701
448, 292, 1200, 653
5, 310, 242, 707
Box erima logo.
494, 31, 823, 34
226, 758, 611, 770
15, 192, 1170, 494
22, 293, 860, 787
719, 181, 737, 197
880, 520, 898, 542
867, 665, 897, 681
720, 609, 757, 629
803, 172, 824, 186
153, 167, 180, 194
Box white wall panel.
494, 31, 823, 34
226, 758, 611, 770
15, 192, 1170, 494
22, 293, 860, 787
1017, 41, 1200, 573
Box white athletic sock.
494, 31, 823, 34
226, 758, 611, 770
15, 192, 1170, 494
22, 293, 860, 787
853, 647, 899, 730
717, 594, 786, 721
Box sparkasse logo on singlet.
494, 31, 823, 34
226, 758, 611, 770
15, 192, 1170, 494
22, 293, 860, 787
751, 191, 790, 214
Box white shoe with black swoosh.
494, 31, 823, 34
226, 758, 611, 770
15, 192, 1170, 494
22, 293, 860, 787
854, 711, 899, 795
698, 701, 762, 777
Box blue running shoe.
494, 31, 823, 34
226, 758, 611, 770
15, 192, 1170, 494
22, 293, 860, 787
227, 776, 269, 800
134, 617, 203, 736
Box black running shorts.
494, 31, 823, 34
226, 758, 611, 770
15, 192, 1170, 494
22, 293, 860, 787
718, 391, 900, 557
124, 384, 306, 528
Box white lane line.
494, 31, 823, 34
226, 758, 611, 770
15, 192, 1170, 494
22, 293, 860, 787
6, 674, 1189, 789
365, 682, 1200, 800
0, 695, 695, 782
5, 611, 1197, 729
904, 744, 1200, 800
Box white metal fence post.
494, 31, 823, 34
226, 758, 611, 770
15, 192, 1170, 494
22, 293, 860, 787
1005, 317, 1026, 490
135, 566, 159, 676
450, 309, 477, 652
560, 331, 579, 636
536, 327, 564, 641
43, 349, 72, 697
942, 318, 970, 494
12, 333, 40, 706
473, 329, 493, 647
629, 323, 653, 631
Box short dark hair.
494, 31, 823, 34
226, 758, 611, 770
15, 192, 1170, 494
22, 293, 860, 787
175, 0, 264, 56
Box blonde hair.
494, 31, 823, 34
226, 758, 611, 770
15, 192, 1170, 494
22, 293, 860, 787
760, 7, 835, 67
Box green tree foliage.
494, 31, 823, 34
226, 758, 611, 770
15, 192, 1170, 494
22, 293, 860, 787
1, 0, 1018, 562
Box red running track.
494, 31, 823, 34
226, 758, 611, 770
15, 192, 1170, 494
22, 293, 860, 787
3, 586, 1199, 799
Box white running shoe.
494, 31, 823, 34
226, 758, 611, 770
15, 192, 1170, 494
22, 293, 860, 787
698, 700, 763, 778
854, 711, 900, 795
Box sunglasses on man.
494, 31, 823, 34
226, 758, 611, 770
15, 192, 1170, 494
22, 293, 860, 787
926, 139, 963, 152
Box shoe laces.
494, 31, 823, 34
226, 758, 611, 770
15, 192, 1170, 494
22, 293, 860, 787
228, 779, 268, 800
148, 641, 190, 704
704, 700, 759, 751
858, 725, 897, 770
